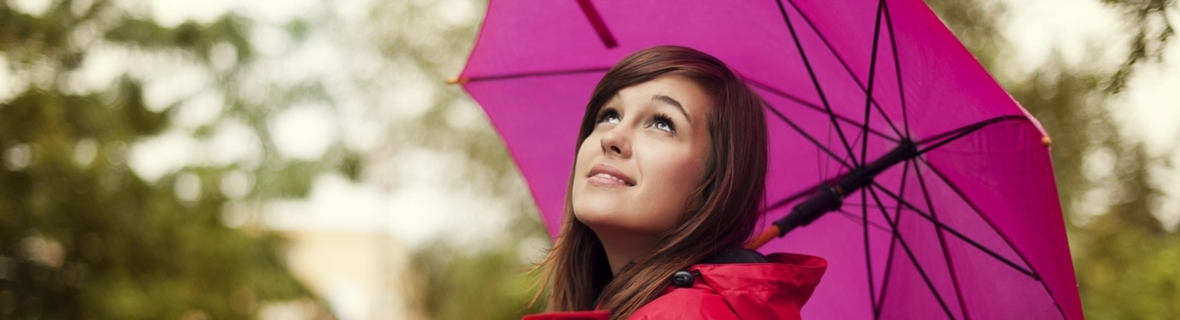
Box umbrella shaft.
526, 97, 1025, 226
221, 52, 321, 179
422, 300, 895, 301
772, 140, 916, 237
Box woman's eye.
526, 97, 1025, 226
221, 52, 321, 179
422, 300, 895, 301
651, 115, 675, 133
597, 110, 620, 124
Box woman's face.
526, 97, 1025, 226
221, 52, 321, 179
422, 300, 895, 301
572, 75, 713, 239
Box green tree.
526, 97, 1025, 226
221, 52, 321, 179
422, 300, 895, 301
0, 1, 324, 318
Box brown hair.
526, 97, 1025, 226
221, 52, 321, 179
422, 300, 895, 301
533, 45, 769, 319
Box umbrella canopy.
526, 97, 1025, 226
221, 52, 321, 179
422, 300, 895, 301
455, 0, 1082, 319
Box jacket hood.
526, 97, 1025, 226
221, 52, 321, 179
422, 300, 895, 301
688, 252, 828, 319
522, 252, 827, 320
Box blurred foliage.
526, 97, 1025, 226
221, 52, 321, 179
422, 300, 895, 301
0, 0, 323, 319
356, 0, 550, 319
1102, 0, 1176, 94
405, 215, 548, 320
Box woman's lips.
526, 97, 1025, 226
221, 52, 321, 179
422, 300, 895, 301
588, 164, 635, 187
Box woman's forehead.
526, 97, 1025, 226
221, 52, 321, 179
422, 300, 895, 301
609, 76, 712, 115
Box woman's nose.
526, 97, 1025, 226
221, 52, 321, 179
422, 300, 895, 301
600, 126, 632, 158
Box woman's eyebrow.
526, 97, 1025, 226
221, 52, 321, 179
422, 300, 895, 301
652, 94, 691, 124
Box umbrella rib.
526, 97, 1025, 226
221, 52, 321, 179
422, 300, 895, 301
918, 158, 1049, 274
875, 243, 901, 319
869, 182, 1037, 278
883, 1, 912, 138
575, 0, 618, 48
862, 187, 876, 313
861, 1, 886, 312
914, 115, 1025, 151
873, 159, 911, 318
867, 187, 956, 319
914, 160, 972, 319
784, 0, 905, 138
776, 0, 859, 166
861, 0, 886, 184
763, 102, 854, 170
919, 160, 1068, 319
462, 66, 611, 83
746, 79, 900, 143
823, 125, 832, 182
836, 209, 891, 232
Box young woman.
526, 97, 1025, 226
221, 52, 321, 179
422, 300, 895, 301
527, 46, 827, 320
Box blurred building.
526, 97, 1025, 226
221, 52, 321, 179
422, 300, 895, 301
250, 197, 422, 320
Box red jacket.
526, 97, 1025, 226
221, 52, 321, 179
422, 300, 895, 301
524, 253, 827, 320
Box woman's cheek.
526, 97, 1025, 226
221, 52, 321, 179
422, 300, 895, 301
656, 150, 708, 228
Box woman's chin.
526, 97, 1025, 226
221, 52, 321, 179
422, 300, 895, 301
573, 206, 621, 226
573, 189, 626, 216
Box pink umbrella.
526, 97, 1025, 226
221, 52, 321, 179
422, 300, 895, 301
454, 0, 1082, 319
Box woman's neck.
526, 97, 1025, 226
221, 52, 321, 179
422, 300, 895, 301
593, 228, 659, 276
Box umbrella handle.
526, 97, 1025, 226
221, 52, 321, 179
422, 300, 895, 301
744, 185, 842, 249
744, 225, 781, 249
745, 140, 917, 250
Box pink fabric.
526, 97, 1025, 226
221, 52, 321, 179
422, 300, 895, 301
459, 0, 1082, 319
